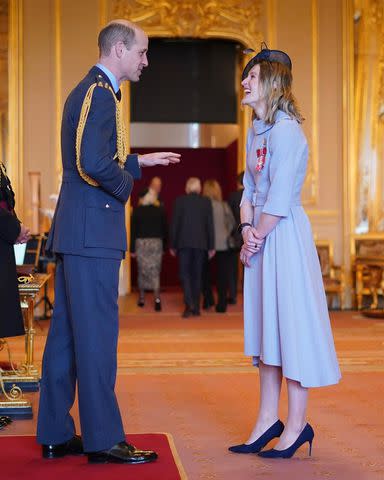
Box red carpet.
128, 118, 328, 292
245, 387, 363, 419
0, 433, 186, 480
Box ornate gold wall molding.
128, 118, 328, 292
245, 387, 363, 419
7, 0, 23, 217
308, 0, 319, 206
267, 0, 276, 48
354, 0, 384, 232
375, 0, 384, 231
0, 1, 8, 169
299, 0, 320, 206
112, 0, 262, 48
342, 0, 356, 304
99, 0, 108, 28
54, 0, 62, 189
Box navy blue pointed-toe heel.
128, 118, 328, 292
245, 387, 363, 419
228, 419, 284, 454
258, 423, 314, 459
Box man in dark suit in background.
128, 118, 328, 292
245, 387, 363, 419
170, 177, 215, 318
227, 171, 244, 304
37, 20, 180, 464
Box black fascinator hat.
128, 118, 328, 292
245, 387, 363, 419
242, 42, 292, 81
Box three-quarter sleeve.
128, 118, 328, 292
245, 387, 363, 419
240, 128, 255, 207
262, 120, 306, 217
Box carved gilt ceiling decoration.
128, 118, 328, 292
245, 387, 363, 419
112, 0, 262, 48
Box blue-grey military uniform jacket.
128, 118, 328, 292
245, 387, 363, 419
47, 66, 141, 260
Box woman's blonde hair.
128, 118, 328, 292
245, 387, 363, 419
256, 61, 303, 125
203, 179, 222, 202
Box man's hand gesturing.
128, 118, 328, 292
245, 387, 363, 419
138, 152, 181, 167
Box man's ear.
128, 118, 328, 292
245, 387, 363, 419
114, 41, 125, 59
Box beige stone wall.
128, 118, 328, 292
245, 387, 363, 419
20, 0, 344, 263
262, 0, 343, 264
22, 0, 100, 229
23, 0, 55, 227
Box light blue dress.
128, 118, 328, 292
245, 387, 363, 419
241, 110, 341, 388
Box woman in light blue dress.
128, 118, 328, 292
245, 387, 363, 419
229, 47, 341, 459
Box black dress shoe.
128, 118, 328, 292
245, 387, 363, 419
88, 441, 158, 464
202, 299, 214, 310
0, 419, 8, 428
192, 309, 201, 316
215, 304, 227, 313
0, 416, 12, 425
182, 308, 193, 318
229, 420, 284, 454
42, 435, 84, 459
258, 423, 314, 458
137, 299, 145, 307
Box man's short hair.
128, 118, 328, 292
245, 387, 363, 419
98, 23, 136, 56
185, 177, 201, 194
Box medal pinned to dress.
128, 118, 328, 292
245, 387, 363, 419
255, 138, 267, 172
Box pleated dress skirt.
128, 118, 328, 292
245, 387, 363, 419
243, 205, 341, 388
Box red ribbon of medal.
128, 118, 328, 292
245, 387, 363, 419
255, 138, 267, 172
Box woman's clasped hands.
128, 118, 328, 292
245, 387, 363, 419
240, 226, 264, 267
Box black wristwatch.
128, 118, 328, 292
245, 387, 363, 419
237, 222, 252, 234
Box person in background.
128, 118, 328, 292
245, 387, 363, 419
202, 179, 235, 313
148, 176, 163, 205
0, 161, 30, 340
0, 161, 30, 431
130, 188, 167, 311
170, 177, 215, 318
227, 171, 244, 304
228, 46, 340, 459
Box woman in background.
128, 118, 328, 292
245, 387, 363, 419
0, 161, 30, 430
131, 188, 167, 311
202, 179, 235, 313
0, 161, 30, 338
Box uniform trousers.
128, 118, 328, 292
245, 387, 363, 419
37, 254, 125, 452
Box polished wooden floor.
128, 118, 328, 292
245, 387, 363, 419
1, 290, 384, 479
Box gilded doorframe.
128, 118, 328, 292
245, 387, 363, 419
7, 0, 23, 217
109, 0, 263, 172
342, 0, 357, 304
103, 0, 263, 294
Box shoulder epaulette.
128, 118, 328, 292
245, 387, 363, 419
95, 74, 110, 90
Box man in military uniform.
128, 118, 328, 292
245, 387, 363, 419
37, 20, 180, 464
